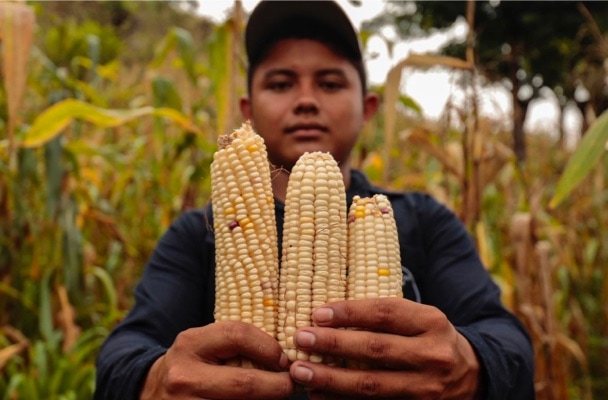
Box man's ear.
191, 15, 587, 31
363, 92, 380, 123
240, 97, 253, 120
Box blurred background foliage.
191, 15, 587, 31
0, 1, 607, 399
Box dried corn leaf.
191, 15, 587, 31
0, 326, 29, 371
396, 53, 473, 71
0, 342, 28, 371
56, 285, 81, 352
555, 333, 587, 368
400, 127, 463, 178
0, 2, 35, 142
382, 53, 473, 183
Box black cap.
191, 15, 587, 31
245, 0, 362, 64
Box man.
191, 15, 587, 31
95, 1, 534, 399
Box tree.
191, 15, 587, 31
364, 1, 608, 161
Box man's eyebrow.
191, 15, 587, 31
262, 68, 349, 80
315, 68, 348, 78
262, 69, 296, 80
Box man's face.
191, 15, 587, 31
241, 39, 377, 171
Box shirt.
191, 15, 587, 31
94, 170, 534, 399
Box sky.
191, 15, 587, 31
196, 0, 582, 144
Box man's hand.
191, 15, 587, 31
140, 321, 294, 400
289, 298, 482, 399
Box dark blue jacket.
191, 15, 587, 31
94, 170, 534, 399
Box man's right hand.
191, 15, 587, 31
140, 321, 294, 399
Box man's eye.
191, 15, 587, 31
320, 81, 344, 90
268, 81, 292, 91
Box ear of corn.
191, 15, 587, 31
277, 151, 347, 363
211, 121, 279, 337
347, 194, 403, 300
346, 194, 402, 369
211, 124, 403, 368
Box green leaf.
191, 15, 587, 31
398, 94, 422, 114
172, 27, 197, 84
33, 342, 48, 391
22, 99, 151, 148
205, 19, 239, 136
44, 137, 63, 218
21, 99, 202, 148
49, 361, 67, 399
152, 77, 183, 111
4, 373, 25, 400
68, 364, 95, 397
39, 272, 54, 343
22, 364, 39, 399
550, 110, 608, 208
150, 27, 197, 84
62, 197, 83, 295
91, 266, 118, 314
85, 33, 100, 67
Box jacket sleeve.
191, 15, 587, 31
408, 193, 535, 400
94, 208, 216, 400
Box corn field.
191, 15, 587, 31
1, 2, 607, 399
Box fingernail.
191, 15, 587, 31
312, 307, 333, 323
295, 331, 316, 348
293, 365, 313, 383
279, 352, 289, 369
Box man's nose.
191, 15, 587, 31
294, 84, 319, 115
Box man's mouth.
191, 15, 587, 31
285, 124, 328, 138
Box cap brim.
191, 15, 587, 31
245, 0, 361, 63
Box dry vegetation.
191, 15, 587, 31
0, 2, 607, 399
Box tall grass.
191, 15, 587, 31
0, 2, 606, 399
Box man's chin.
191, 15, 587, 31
269, 145, 335, 169
293, 142, 333, 156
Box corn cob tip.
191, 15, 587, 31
218, 120, 255, 149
